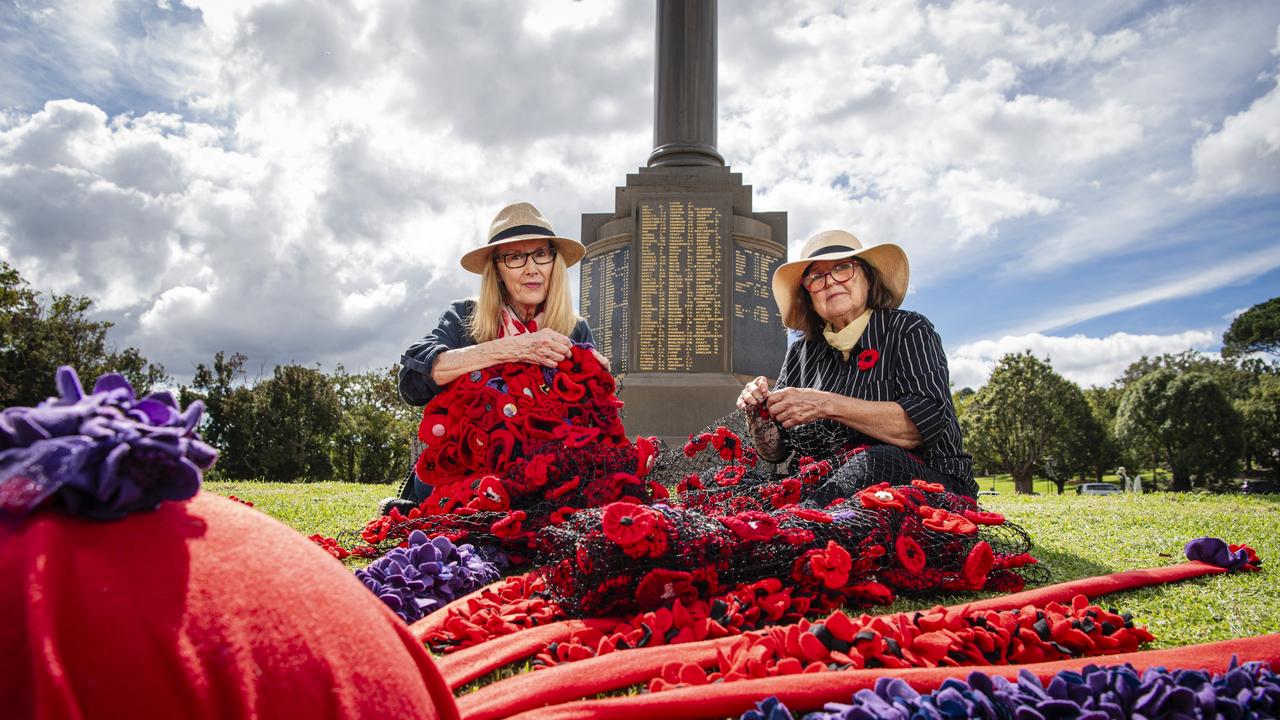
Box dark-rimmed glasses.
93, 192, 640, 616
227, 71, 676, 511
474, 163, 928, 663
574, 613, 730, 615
801, 261, 858, 292
495, 247, 556, 269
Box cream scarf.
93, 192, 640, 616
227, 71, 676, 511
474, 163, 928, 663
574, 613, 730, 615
821, 309, 873, 361
498, 304, 545, 338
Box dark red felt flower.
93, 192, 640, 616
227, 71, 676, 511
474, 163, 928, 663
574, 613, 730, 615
856, 348, 879, 371
895, 535, 926, 573
720, 511, 779, 542
858, 482, 907, 512
602, 502, 669, 558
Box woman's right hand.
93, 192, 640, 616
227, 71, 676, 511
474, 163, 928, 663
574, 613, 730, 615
736, 376, 771, 411
506, 329, 573, 368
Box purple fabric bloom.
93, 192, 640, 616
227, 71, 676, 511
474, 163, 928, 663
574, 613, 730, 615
1184, 537, 1254, 571
356, 530, 501, 624
0, 366, 216, 520
741, 696, 795, 720
757, 658, 1278, 720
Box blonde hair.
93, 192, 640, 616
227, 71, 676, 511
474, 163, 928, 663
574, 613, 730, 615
468, 253, 579, 343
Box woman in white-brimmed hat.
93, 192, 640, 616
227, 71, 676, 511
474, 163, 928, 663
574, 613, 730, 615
737, 229, 976, 498
395, 202, 600, 502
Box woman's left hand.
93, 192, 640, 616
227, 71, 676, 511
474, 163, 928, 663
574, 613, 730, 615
765, 388, 831, 428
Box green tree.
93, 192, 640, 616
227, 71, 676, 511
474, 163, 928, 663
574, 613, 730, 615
960, 352, 1083, 494
1237, 373, 1280, 476
1222, 297, 1280, 359
1115, 369, 1243, 491
180, 352, 259, 479
254, 364, 342, 481
0, 262, 167, 407
1083, 386, 1125, 480
1052, 388, 1107, 493
331, 365, 416, 484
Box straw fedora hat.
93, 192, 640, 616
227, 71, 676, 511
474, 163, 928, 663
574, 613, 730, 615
772, 229, 910, 330
460, 202, 586, 274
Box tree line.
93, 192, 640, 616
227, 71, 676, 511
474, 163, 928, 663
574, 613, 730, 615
956, 297, 1280, 493
1, 261, 416, 484
4, 259, 1278, 488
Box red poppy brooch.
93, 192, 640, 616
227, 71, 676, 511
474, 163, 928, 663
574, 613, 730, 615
856, 348, 879, 371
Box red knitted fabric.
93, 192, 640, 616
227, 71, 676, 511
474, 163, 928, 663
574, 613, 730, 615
0, 493, 459, 720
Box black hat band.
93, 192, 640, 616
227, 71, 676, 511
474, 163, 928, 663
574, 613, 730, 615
490, 224, 555, 244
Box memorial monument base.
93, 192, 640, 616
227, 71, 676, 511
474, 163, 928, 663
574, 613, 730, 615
618, 372, 747, 446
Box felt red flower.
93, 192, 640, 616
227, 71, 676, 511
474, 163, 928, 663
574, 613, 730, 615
1230, 543, 1263, 570
635, 569, 698, 608
309, 534, 350, 560
490, 511, 527, 540
720, 511, 779, 542
895, 535, 926, 573
857, 482, 907, 512
918, 506, 978, 535
602, 502, 669, 558
856, 348, 879, 371
714, 465, 746, 487
961, 540, 994, 588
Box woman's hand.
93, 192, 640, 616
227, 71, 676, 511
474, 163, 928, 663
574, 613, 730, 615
766, 388, 831, 428
736, 376, 770, 410
505, 328, 573, 368
590, 349, 612, 372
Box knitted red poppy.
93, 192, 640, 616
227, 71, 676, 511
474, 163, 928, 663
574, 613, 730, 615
857, 348, 880, 370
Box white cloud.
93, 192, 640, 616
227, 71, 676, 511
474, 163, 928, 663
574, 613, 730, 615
949, 329, 1220, 389
1187, 76, 1280, 197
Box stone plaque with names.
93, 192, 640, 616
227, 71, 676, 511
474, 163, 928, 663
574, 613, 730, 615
731, 243, 784, 378
636, 197, 727, 373
580, 244, 631, 373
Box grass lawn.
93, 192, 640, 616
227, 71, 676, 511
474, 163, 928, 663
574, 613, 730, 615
205, 479, 1280, 650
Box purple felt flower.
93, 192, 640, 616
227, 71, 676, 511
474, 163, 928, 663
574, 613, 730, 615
356, 530, 501, 624
1184, 537, 1254, 571
0, 366, 216, 520
756, 659, 1278, 720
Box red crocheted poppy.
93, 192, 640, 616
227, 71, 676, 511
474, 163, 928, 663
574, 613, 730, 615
522, 452, 558, 488
910, 478, 945, 493
647, 480, 669, 501
795, 540, 852, 589
788, 508, 834, 523
602, 503, 669, 559
778, 527, 815, 546
714, 465, 746, 487
963, 509, 1005, 526
683, 433, 711, 458
858, 482, 907, 512
765, 478, 804, 508
709, 426, 743, 462
845, 580, 895, 605
633, 436, 658, 479
490, 510, 527, 540
675, 473, 704, 494
856, 348, 879, 371
545, 475, 581, 501
720, 511, 778, 542
961, 540, 994, 588
635, 568, 698, 607
549, 506, 578, 525
894, 535, 927, 573
918, 506, 978, 535
469, 475, 510, 512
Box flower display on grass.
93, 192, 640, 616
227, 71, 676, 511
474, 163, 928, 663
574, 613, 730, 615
742, 658, 1280, 720
0, 366, 216, 520
355, 530, 501, 624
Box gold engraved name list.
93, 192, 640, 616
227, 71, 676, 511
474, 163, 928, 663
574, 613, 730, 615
637, 200, 724, 372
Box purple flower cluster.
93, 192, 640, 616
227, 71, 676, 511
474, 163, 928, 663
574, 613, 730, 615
743, 659, 1279, 720
356, 530, 501, 624
0, 366, 216, 520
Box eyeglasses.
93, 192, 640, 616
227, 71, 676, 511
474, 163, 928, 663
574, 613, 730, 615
495, 247, 556, 269
801, 261, 858, 292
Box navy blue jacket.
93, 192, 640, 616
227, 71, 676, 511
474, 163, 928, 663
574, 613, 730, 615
397, 299, 596, 407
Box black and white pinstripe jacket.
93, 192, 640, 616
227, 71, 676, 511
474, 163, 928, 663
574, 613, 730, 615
774, 308, 974, 485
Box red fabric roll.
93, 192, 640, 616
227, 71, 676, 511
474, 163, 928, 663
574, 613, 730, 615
437, 618, 621, 688
954, 561, 1227, 613
503, 633, 1280, 720
0, 493, 459, 720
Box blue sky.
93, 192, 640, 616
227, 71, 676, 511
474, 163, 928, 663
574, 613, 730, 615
0, 0, 1277, 389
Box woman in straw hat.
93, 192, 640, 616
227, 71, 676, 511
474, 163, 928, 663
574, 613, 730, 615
737, 230, 977, 499
396, 202, 601, 500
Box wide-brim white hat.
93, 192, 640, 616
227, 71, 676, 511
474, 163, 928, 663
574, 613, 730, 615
460, 202, 586, 274
772, 229, 910, 330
